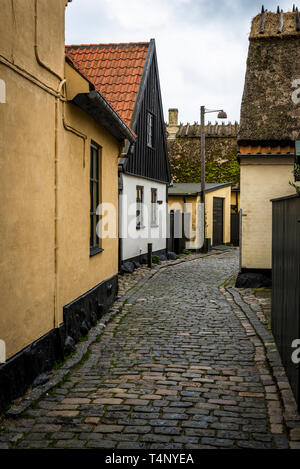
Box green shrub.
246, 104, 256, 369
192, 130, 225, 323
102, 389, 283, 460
152, 255, 161, 264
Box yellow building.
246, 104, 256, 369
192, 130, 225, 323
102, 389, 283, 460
0, 0, 135, 412
237, 9, 300, 284
168, 183, 232, 251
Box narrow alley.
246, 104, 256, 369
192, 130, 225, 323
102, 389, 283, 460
1, 250, 289, 449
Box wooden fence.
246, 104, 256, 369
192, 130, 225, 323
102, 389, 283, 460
272, 194, 300, 410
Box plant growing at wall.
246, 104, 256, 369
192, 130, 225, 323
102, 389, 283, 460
289, 163, 300, 195
168, 138, 240, 185
152, 255, 161, 264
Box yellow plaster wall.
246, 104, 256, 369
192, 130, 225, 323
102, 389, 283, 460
0, 63, 56, 359
0, 0, 65, 90
0, 1, 120, 359
205, 186, 231, 245
240, 158, 295, 269
231, 191, 240, 211
58, 100, 119, 323
168, 186, 231, 249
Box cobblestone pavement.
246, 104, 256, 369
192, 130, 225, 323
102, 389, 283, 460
1, 249, 291, 449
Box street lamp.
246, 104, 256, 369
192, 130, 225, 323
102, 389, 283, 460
200, 106, 227, 252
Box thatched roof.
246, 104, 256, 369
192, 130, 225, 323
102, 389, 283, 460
238, 9, 300, 144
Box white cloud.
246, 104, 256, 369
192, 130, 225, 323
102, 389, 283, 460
65, 0, 300, 124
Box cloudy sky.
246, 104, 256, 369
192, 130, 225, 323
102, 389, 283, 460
66, 0, 296, 125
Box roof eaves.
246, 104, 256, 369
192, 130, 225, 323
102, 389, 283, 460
65, 55, 95, 91
72, 90, 136, 143
204, 182, 232, 193
168, 192, 199, 197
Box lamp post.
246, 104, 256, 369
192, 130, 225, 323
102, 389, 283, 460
200, 106, 227, 252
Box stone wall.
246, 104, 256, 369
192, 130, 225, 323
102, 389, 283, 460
166, 111, 240, 185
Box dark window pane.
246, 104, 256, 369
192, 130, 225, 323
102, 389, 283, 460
90, 143, 101, 251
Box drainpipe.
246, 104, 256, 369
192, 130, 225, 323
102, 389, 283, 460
53, 80, 88, 328
61, 83, 87, 167
53, 79, 66, 328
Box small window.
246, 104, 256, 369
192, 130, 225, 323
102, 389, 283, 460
147, 112, 154, 148
151, 188, 158, 226
136, 186, 144, 229
90, 142, 102, 255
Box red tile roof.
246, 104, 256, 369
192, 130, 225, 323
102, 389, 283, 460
65, 42, 149, 128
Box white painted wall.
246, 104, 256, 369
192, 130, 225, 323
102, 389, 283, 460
119, 173, 168, 261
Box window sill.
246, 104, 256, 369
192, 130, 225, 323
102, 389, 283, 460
136, 225, 146, 230
150, 224, 159, 228
90, 247, 104, 257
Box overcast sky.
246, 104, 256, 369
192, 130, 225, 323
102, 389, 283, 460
66, 0, 297, 125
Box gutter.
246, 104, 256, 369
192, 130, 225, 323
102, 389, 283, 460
88, 90, 136, 144
238, 153, 295, 163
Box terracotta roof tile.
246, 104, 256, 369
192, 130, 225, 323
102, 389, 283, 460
65, 42, 149, 127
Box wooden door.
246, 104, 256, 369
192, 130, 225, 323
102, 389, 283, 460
213, 197, 224, 245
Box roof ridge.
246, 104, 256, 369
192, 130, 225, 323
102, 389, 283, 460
66, 42, 150, 49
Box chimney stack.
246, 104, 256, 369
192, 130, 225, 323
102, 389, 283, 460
168, 108, 178, 126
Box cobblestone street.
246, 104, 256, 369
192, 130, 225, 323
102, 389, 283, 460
1, 249, 291, 449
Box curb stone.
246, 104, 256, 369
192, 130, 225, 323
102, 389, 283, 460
4, 248, 233, 418
224, 285, 300, 448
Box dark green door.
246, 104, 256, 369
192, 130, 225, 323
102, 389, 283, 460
213, 197, 224, 245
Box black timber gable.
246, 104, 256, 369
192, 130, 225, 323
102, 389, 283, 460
123, 40, 171, 184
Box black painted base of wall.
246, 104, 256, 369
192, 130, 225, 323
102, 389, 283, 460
236, 268, 272, 288
122, 248, 167, 267
0, 275, 118, 414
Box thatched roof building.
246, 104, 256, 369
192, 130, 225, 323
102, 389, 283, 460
238, 7, 300, 146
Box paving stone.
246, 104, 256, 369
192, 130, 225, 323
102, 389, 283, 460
85, 417, 100, 424
32, 424, 62, 432
7, 250, 290, 450
17, 440, 50, 449
94, 424, 124, 433
62, 398, 91, 404
123, 426, 151, 434
55, 439, 86, 448
154, 427, 181, 435
117, 442, 147, 449
46, 410, 79, 417
201, 437, 235, 448
0, 443, 9, 449
93, 398, 123, 405
124, 399, 149, 406
289, 441, 300, 449
49, 432, 75, 440
290, 427, 300, 441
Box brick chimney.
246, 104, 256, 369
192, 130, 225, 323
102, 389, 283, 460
168, 108, 178, 126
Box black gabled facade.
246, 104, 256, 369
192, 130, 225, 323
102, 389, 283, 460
123, 39, 171, 184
